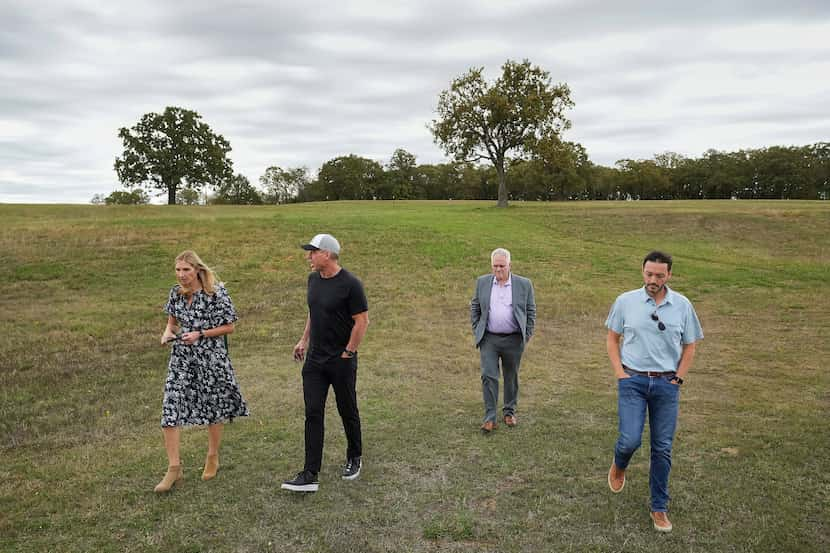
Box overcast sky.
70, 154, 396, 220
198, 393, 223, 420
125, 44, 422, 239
2, 0, 829, 203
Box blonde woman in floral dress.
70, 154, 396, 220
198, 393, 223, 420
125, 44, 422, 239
154, 250, 249, 493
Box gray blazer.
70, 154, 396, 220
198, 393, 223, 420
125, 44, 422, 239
471, 273, 536, 347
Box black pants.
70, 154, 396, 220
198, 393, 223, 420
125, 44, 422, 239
302, 354, 362, 474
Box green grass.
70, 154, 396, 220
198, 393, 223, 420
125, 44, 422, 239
1, 200, 828, 552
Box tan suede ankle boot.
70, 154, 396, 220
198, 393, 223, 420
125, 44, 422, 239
202, 454, 219, 481
154, 465, 183, 493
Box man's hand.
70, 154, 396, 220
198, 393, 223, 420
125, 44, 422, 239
293, 341, 307, 362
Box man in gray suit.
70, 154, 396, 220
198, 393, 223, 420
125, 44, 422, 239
471, 248, 536, 433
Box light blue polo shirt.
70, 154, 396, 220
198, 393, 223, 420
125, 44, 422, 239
605, 285, 703, 373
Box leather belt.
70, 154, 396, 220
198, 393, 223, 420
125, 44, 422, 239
623, 365, 675, 377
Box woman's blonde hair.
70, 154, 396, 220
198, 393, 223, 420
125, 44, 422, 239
175, 250, 217, 295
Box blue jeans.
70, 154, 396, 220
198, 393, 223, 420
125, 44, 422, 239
614, 372, 680, 512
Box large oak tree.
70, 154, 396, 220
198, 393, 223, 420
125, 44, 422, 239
114, 106, 234, 204
430, 59, 573, 207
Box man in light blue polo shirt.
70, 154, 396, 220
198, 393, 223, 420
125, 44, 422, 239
605, 250, 703, 533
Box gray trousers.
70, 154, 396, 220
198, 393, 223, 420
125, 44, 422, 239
479, 332, 525, 423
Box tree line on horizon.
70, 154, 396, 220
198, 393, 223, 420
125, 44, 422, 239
279, 143, 830, 203
103, 60, 829, 205
99, 140, 830, 205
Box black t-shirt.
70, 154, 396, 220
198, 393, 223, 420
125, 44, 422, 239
307, 268, 368, 363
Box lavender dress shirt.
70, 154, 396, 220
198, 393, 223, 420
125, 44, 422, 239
486, 276, 520, 334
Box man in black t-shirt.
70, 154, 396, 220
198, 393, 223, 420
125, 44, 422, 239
281, 233, 369, 493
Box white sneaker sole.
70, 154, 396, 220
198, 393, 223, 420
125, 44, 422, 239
652, 522, 673, 532
650, 513, 672, 532
281, 482, 319, 492
341, 467, 361, 481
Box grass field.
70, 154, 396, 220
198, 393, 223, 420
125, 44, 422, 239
1, 200, 828, 553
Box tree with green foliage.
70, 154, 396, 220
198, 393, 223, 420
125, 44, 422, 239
532, 136, 590, 200
430, 59, 574, 207
415, 163, 466, 200
386, 148, 419, 199
615, 159, 671, 200
212, 174, 262, 205
700, 149, 751, 199
260, 166, 307, 204
808, 142, 830, 200
461, 163, 498, 200
751, 146, 808, 199
114, 106, 234, 205
176, 188, 202, 205
104, 189, 150, 205
317, 155, 384, 200
586, 164, 621, 200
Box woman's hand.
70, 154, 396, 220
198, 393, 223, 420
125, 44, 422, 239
161, 330, 177, 345
181, 331, 201, 345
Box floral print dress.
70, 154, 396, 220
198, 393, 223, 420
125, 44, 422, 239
161, 284, 249, 427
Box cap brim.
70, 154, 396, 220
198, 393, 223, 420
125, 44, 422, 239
301, 244, 319, 251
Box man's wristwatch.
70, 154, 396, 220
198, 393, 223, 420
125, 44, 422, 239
343, 349, 356, 358
671, 376, 684, 385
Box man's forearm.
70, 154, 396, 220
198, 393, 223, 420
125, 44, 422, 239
346, 313, 369, 351
675, 343, 696, 379
298, 314, 311, 344
606, 331, 625, 377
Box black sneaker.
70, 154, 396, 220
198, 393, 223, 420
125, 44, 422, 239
341, 457, 362, 480
281, 470, 319, 492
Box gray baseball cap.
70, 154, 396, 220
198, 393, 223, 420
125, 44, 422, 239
301, 233, 341, 254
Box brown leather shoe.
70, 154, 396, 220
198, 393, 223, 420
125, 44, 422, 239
650, 511, 672, 532
480, 421, 496, 433
504, 415, 517, 427
608, 462, 625, 493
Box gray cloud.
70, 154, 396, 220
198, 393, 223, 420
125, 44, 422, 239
1, 0, 829, 202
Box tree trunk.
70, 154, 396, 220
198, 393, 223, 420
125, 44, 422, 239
167, 185, 176, 205
496, 162, 508, 208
